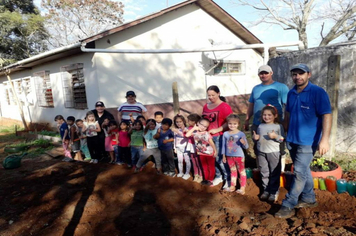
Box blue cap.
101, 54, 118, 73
290, 63, 310, 72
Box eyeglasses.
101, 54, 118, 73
198, 122, 209, 128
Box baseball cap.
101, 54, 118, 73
258, 65, 272, 73
95, 101, 105, 107
126, 91, 136, 97
290, 63, 310, 72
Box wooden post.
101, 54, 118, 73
326, 55, 340, 159
6, 72, 29, 130
172, 82, 179, 114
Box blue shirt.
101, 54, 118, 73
286, 82, 331, 146
158, 128, 174, 151
221, 131, 248, 157
60, 123, 70, 140
249, 81, 289, 125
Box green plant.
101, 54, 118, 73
311, 157, 330, 171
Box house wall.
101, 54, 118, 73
269, 43, 356, 153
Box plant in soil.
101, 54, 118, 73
310, 157, 338, 172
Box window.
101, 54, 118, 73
61, 63, 87, 109
213, 61, 245, 75
3, 82, 13, 105
33, 71, 54, 107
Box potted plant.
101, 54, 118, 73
310, 157, 342, 179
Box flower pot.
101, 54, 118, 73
311, 163, 342, 180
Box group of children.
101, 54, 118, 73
54, 104, 284, 199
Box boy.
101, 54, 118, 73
76, 119, 91, 161
154, 111, 164, 129
67, 116, 83, 161
156, 118, 176, 177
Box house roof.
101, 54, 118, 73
0, 0, 262, 75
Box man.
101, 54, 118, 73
275, 63, 332, 218
244, 65, 289, 168
91, 101, 115, 161
117, 91, 147, 124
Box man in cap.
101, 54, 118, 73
275, 63, 332, 218
117, 91, 147, 124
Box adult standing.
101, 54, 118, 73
202, 85, 233, 188
117, 91, 147, 124
244, 65, 289, 168
91, 101, 115, 161
275, 63, 332, 218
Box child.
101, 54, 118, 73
76, 119, 91, 161
136, 115, 146, 128
222, 114, 249, 194
67, 116, 83, 161
83, 111, 101, 163
135, 119, 162, 174
157, 118, 176, 177
54, 115, 72, 159
117, 120, 132, 167
128, 120, 144, 168
108, 120, 119, 164
172, 114, 191, 180
186, 118, 217, 186
102, 118, 115, 163
253, 104, 285, 202
154, 111, 164, 129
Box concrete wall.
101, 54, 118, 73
269, 42, 356, 153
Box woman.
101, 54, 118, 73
202, 85, 233, 189
117, 91, 148, 124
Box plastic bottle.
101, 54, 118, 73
319, 178, 327, 190
336, 179, 347, 193
325, 176, 337, 192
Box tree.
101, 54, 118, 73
41, 0, 125, 48
0, 0, 48, 67
233, 0, 356, 49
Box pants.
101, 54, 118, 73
257, 151, 281, 194
118, 146, 131, 165
137, 148, 162, 169
81, 144, 91, 159
177, 150, 191, 175
190, 153, 203, 176
87, 136, 100, 160
199, 154, 215, 182
161, 149, 176, 173
282, 143, 317, 208
212, 135, 229, 181
131, 146, 144, 166
227, 156, 246, 188
114, 145, 121, 163
62, 141, 71, 158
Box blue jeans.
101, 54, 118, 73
113, 145, 122, 163
213, 135, 229, 181
282, 143, 317, 208
131, 146, 143, 166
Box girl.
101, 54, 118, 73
136, 115, 146, 128
108, 120, 120, 164
135, 119, 162, 174
54, 115, 71, 159
117, 121, 132, 167
83, 111, 101, 163
222, 114, 249, 194
172, 114, 191, 180
253, 104, 285, 202
186, 118, 217, 186
102, 118, 115, 163
129, 120, 144, 168
187, 113, 204, 183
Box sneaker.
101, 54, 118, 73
221, 181, 229, 189
127, 164, 132, 168
116, 162, 123, 165
163, 171, 169, 176
201, 180, 213, 186
177, 173, 184, 178
268, 192, 279, 202
236, 189, 245, 195
84, 158, 91, 161
260, 191, 269, 201
182, 174, 190, 180
295, 201, 318, 208
134, 167, 140, 173
275, 206, 295, 219
169, 172, 176, 177
211, 177, 223, 186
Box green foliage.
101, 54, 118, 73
310, 157, 330, 171
6, 138, 51, 148
29, 130, 60, 137
332, 155, 356, 172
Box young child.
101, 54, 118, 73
117, 121, 132, 167
128, 120, 144, 168
136, 115, 146, 128
135, 119, 162, 174
76, 119, 91, 161
186, 113, 203, 183
102, 118, 115, 163
186, 118, 217, 186
172, 114, 191, 180
83, 111, 101, 163
108, 120, 119, 164
222, 114, 249, 194
157, 118, 176, 177
67, 116, 83, 161
54, 115, 72, 159
154, 111, 164, 129
253, 104, 285, 202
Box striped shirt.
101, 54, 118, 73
117, 102, 147, 122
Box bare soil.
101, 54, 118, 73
0, 145, 356, 235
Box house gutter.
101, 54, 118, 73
80, 41, 304, 64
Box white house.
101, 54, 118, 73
0, 0, 266, 128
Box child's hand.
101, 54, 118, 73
223, 155, 227, 163
163, 139, 168, 144
240, 137, 246, 145
253, 131, 260, 140
174, 149, 177, 154
268, 130, 278, 139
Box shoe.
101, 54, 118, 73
235, 189, 245, 195
84, 158, 91, 161
169, 172, 176, 177
134, 167, 140, 173
222, 181, 229, 189
182, 174, 190, 180
295, 201, 318, 208
163, 171, 169, 176
115, 162, 123, 165
127, 164, 132, 168
211, 177, 223, 186
260, 191, 269, 201
201, 180, 213, 186
275, 206, 295, 219
268, 192, 279, 202
177, 173, 184, 178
